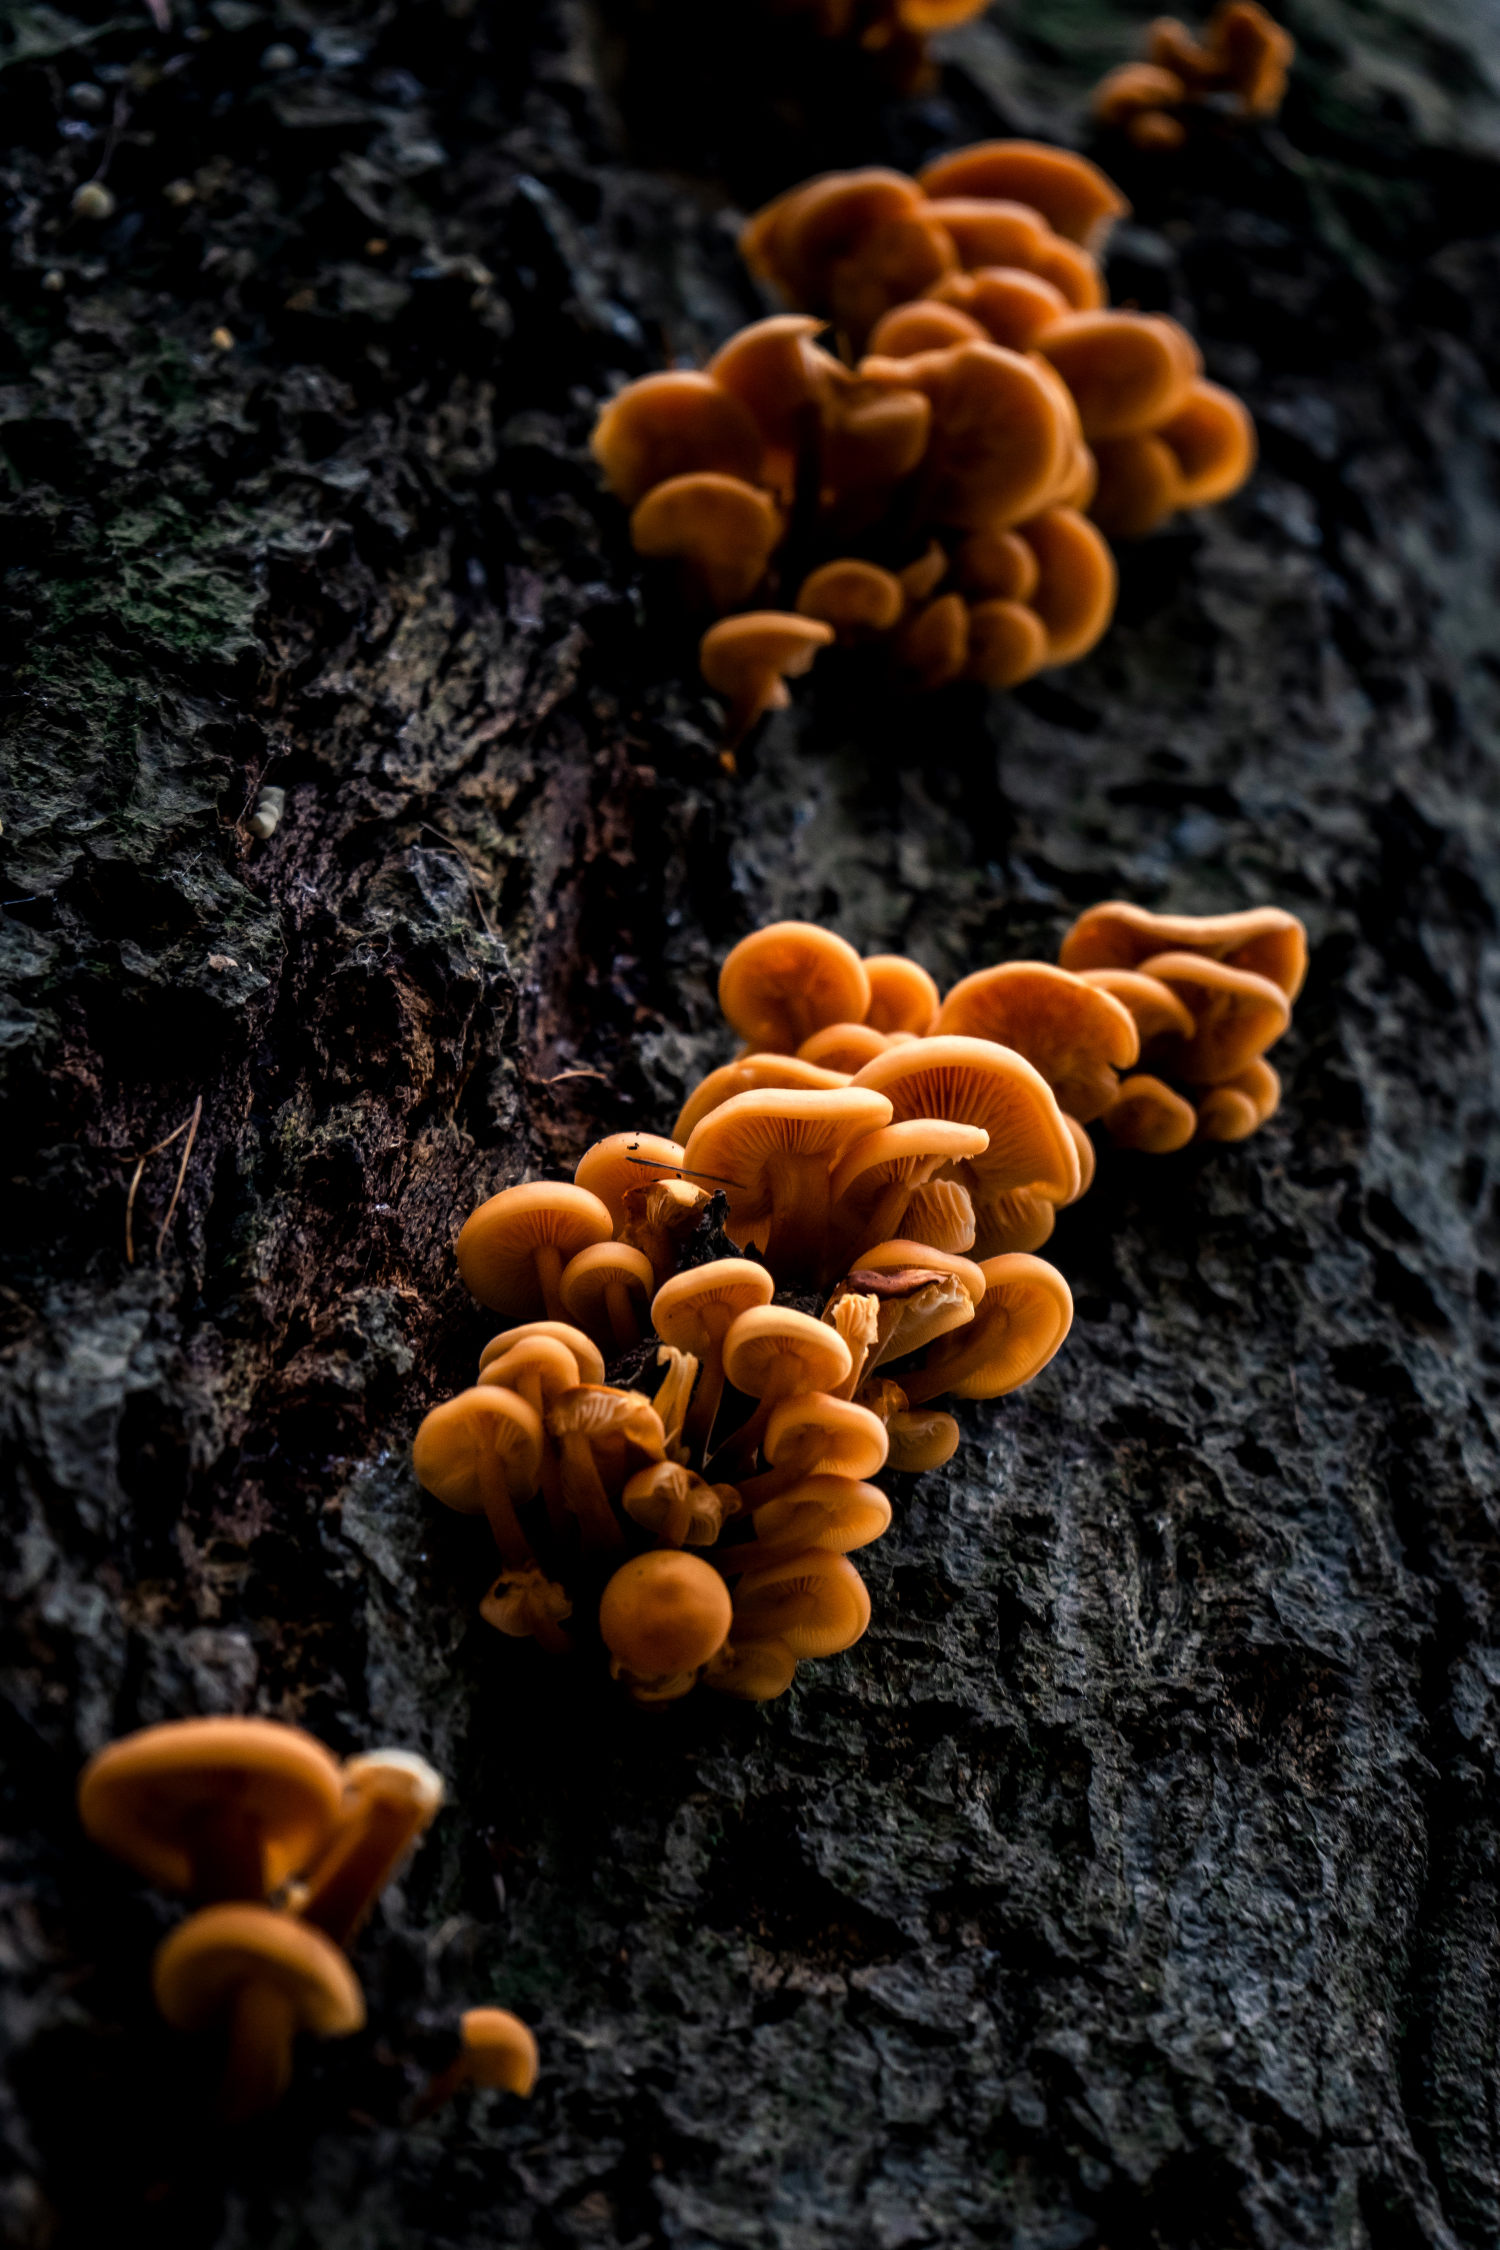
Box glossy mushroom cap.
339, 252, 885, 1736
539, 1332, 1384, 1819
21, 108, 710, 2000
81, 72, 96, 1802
478, 1333, 581, 1413
673, 1054, 852, 1143
935, 961, 1141, 1121
866, 299, 989, 357
78, 1717, 345, 1902
1195, 1058, 1281, 1141
591, 371, 764, 506
153, 1903, 364, 2121
796, 558, 905, 641
457, 1182, 613, 1319
413, 1388, 543, 1515
1021, 508, 1118, 666
479, 1319, 606, 1387
759, 1391, 891, 1485
915, 141, 1131, 251
731, 1549, 872, 1658
884, 1405, 962, 1472
954, 525, 1041, 601
1157, 381, 1257, 508
294, 1749, 445, 1948
901, 1251, 1073, 1404
699, 613, 833, 743
719, 922, 872, 1053
1088, 433, 1183, 539
722, 1304, 854, 1404
1102, 1073, 1198, 1152
631, 474, 783, 612
852, 1035, 1080, 1204
862, 955, 941, 1036
864, 340, 1077, 530
742, 168, 955, 343
599, 1551, 733, 1677
748, 1476, 892, 1564
454, 2008, 539, 2096
1135, 950, 1291, 1082
1037, 311, 1200, 441
684, 1087, 894, 1273
1059, 898, 1307, 998
559, 1239, 656, 1349
931, 266, 1073, 351
574, 1133, 686, 1229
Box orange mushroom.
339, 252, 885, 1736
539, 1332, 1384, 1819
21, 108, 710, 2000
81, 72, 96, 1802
1059, 899, 1308, 998
864, 340, 1077, 530
1087, 433, 1184, 539
718, 1303, 855, 1465
934, 961, 1141, 1120
895, 591, 971, 689
866, 299, 988, 357
1036, 311, 1201, 442
599, 1550, 733, 1697
901, 1176, 978, 1253
900, 1251, 1073, 1403
1157, 381, 1257, 509
618, 1176, 711, 1285
547, 1386, 665, 1556
1128, 109, 1191, 150
744, 1475, 891, 1568
413, 2008, 538, 2117
796, 558, 906, 640
701, 1635, 800, 1701
1102, 1073, 1198, 1152
1092, 61, 1190, 128
700, 612, 833, 745
953, 525, 1041, 602
707, 314, 827, 481
478, 1318, 605, 1386
1018, 507, 1118, 665
623, 1460, 739, 1546
153, 1904, 364, 2122
719, 921, 873, 1053
651, 1258, 776, 1452
479, 1565, 574, 1653
863, 954, 940, 1035
742, 168, 956, 345
966, 599, 1050, 689
591, 371, 764, 506
798, 1021, 896, 1072
1134, 950, 1291, 1082
683, 1086, 893, 1274
852, 1034, 1080, 1219
573, 1132, 687, 1230
1195, 1057, 1281, 1141
931, 267, 1072, 352
923, 196, 1055, 273
293, 1749, 445, 1948
457, 1182, 613, 1321
828, 1118, 991, 1258
1075, 967, 1196, 1047
414, 1386, 543, 1570
631, 473, 783, 612
559, 1239, 656, 1351
730, 1549, 871, 1657
672, 1052, 852, 1142
916, 142, 1130, 252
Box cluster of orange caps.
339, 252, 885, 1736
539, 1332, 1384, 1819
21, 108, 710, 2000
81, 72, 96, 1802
414, 898, 1304, 1705
76, 1718, 535, 2121
1092, 3, 1294, 151
591, 138, 1258, 742
777, 0, 989, 95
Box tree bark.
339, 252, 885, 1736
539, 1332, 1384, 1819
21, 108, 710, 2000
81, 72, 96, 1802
4, 1, 1500, 2245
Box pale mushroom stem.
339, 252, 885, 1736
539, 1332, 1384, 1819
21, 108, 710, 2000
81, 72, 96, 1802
221, 1978, 298, 2123
516, 1379, 570, 1536
533, 1243, 566, 1320
187, 1804, 269, 1903
683, 1343, 728, 1458
557, 1435, 626, 1555
477, 1438, 534, 1572
298, 1797, 425, 1950
603, 1281, 640, 1350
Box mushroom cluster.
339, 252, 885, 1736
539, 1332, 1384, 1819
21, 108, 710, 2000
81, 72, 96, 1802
776, 0, 990, 96
77, 1718, 533, 2120
1091, 4, 1294, 151
591, 141, 1257, 737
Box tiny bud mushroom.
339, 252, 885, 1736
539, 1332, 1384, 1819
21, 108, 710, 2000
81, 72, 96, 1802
414, 2008, 538, 2117
591, 371, 764, 505
731, 1550, 872, 1659
599, 1550, 733, 1700
480, 1565, 574, 1651
293, 1750, 445, 1949
900, 1252, 1074, 1405
1102, 1073, 1198, 1153
700, 613, 833, 747
78, 1717, 345, 1904
457, 1181, 613, 1321
152, 1904, 364, 2123
672, 1053, 852, 1142
632, 473, 784, 612
1158, 383, 1257, 510
413, 1386, 543, 1571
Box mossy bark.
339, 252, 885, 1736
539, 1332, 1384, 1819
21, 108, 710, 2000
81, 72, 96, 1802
4, 1, 1500, 2245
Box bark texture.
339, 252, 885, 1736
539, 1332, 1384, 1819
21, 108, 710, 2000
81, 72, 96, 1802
4, 0, 1500, 2244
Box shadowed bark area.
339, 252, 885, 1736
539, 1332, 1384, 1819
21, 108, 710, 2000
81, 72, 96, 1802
3, 0, 1500, 2244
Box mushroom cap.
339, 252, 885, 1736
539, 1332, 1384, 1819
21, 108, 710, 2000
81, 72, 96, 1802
741, 168, 929, 307
916, 141, 1130, 252
1075, 967, 1196, 1045
1214, 0, 1295, 112
1059, 899, 1307, 998
456, 2008, 538, 2096
763, 1391, 890, 1480
1019, 507, 1118, 665
413, 1387, 544, 1514
1030, 237, 1108, 312
844, 1238, 987, 1303
457, 1183, 613, 1318
722, 1304, 854, 1402
153, 1903, 365, 2037
479, 1320, 606, 1387
685, 1087, 894, 1254
1092, 60, 1189, 123
1064, 1113, 1097, 1203
1088, 433, 1182, 539
1127, 108, 1190, 151
830, 1118, 991, 1201
718, 922, 872, 1053
852, 1035, 1079, 1200
895, 592, 970, 690
78, 1718, 346, 1898
954, 525, 1042, 602
699, 612, 833, 735
548, 1384, 666, 1453
863, 955, 941, 1036
935, 962, 1140, 1121
749, 1475, 892, 1558
707, 314, 827, 456
672, 1054, 852, 1143
574, 1132, 687, 1228
867, 300, 989, 357
901, 1178, 977, 1253
598, 1551, 733, 1676
1135, 950, 1291, 1082
622, 1461, 737, 1545
885, 1407, 962, 1472
1102, 1073, 1198, 1153
480, 1567, 573, 1642
340, 1747, 445, 1824
898, 542, 949, 604
908, 1251, 1073, 1400
817, 363, 933, 507
923, 195, 1053, 271
631, 473, 783, 613
478, 1334, 581, 1401
731, 1550, 871, 1658
867, 340, 1076, 530
1036, 311, 1201, 441
796, 558, 905, 641
966, 598, 1050, 690
702, 1637, 800, 1701
559, 1240, 656, 1324
1157, 380, 1257, 509
932, 266, 1072, 352
591, 371, 764, 507
798, 1022, 895, 1072
651, 1258, 775, 1356
1194, 1084, 1259, 1142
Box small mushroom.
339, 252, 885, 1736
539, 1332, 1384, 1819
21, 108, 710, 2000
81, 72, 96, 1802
1101, 1073, 1198, 1153
718, 1304, 855, 1467
293, 1750, 445, 1949
1135, 949, 1291, 1083
1157, 381, 1257, 510
631, 473, 784, 612
930, 267, 1073, 351
730, 1549, 871, 1659
651, 1258, 776, 1452
78, 1717, 345, 1903
618, 1177, 711, 1285
866, 299, 989, 356
456, 1182, 614, 1321
796, 558, 905, 641
742, 168, 956, 345
1058, 900, 1307, 998
1088, 433, 1184, 539
954, 526, 1041, 602
915, 141, 1131, 253
798, 1021, 897, 1071
699, 612, 834, 745
736, 1391, 889, 1506
1036, 311, 1201, 442
706, 314, 827, 484
701, 1637, 800, 1700
1019, 507, 1118, 666
413, 2008, 538, 2117
547, 1387, 665, 1555
622, 1461, 739, 1547
559, 1239, 656, 1351
884, 1405, 962, 1472
830, 1248, 984, 1375
413, 1386, 543, 1570
852, 1034, 1080, 1220
152, 1904, 364, 2122
591, 371, 764, 505
599, 1551, 733, 1698
681, 1087, 894, 1275
862, 954, 941, 1036
1075, 967, 1196, 1045
573, 1132, 687, 1230
900, 1251, 1073, 1404
1195, 1057, 1281, 1142
965, 599, 1050, 690
894, 592, 970, 690
744, 1475, 892, 1567
478, 1319, 606, 1386
672, 1052, 852, 1142
479, 1566, 574, 1653
1091, 61, 1190, 135
935, 961, 1141, 1121
865, 340, 1077, 530
822, 1289, 882, 1398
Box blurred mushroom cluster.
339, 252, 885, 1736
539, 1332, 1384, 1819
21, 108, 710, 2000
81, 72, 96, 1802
591, 139, 1258, 738
1092, 3, 1294, 151
775, 0, 991, 95
77, 1719, 534, 2120
419, 903, 1305, 1705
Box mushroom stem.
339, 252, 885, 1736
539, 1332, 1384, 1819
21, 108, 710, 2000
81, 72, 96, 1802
733, 1458, 808, 1509
765, 1156, 831, 1278
477, 1439, 534, 1572
297, 1797, 427, 1951
186, 1804, 269, 1903
557, 1434, 626, 1556
709, 1391, 775, 1480
221, 1978, 298, 2123
533, 1243, 566, 1320
603, 1279, 640, 1350
855, 1177, 919, 1258
684, 1347, 728, 1459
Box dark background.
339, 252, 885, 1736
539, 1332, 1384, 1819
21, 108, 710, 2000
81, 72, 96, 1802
4, 0, 1500, 2243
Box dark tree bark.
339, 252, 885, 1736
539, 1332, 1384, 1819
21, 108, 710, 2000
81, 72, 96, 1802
4, 0, 1500, 2244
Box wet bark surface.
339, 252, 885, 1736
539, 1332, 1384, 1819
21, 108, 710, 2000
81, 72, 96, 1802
4, 0, 1500, 2244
